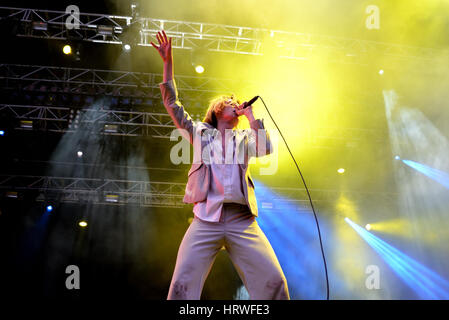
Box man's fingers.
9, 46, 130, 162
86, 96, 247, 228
156, 32, 163, 44
150, 42, 158, 50
162, 30, 168, 43
158, 32, 166, 44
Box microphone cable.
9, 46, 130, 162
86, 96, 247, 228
258, 96, 330, 300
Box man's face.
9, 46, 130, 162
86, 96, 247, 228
217, 99, 239, 122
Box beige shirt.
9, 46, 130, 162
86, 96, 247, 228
193, 129, 247, 222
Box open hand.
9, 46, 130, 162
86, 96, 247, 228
151, 30, 172, 63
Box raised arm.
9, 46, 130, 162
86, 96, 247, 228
151, 30, 195, 144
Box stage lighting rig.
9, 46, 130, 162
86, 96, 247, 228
120, 2, 143, 51
191, 47, 208, 74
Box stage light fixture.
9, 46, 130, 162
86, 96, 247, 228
79, 221, 88, 227
337, 168, 345, 174
191, 47, 207, 74
6, 191, 18, 199
20, 120, 33, 129
75, 45, 81, 61
97, 25, 114, 36
63, 45, 72, 55
77, 151, 83, 158
379, 69, 384, 75
365, 224, 372, 231
46, 205, 53, 213
104, 124, 118, 133
394, 155, 401, 160
195, 65, 205, 74
0, 130, 4, 136
32, 21, 48, 31
105, 194, 119, 203
121, 25, 139, 52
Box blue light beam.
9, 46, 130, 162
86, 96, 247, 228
345, 217, 449, 299
402, 159, 449, 190
254, 180, 332, 299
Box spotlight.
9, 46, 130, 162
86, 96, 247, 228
20, 120, 33, 130
32, 21, 48, 31
120, 22, 140, 52
77, 151, 83, 158
46, 205, 53, 213
395, 155, 401, 160
105, 194, 119, 203
75, 46, 81, 61
379, 69, 384, 75
63, 44, 72, 55
0, 130, 4, 136
79, 221, 88, 228
195, 65, 205, 74
6, 191, 18, 199
104, 124, 118, 133
337, 168, 345, 174
365, 224, 372, 231
97, 25, 114, 36
191, 48, 207, 74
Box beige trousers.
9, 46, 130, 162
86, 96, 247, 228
167, 203, 290, 300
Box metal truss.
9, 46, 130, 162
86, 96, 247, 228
0, 63, 257, 103
0, 103, 385, 145
0, 174, 398, 209
0, 64, 383, 147
0, 63, 384, 144
0, 174, 186, 208
0, 6, 443, 65
0, 103, 177, 137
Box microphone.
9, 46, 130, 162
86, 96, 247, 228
243, 96, 259, 108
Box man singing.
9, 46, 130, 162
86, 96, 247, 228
151, 30, 289, 300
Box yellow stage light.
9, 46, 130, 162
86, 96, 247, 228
365, 224, 372, 231
79, 221, 88, 227
338, 168, 345, 174
63, 45, 72, 55
195, 65, 205, 74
